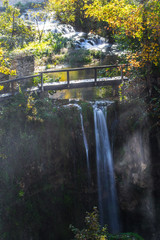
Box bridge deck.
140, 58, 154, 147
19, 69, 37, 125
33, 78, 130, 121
0, 64, 129, 100
40, 76, 128, 91
0, 76, 128, 100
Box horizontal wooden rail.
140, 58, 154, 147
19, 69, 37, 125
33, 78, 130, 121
41, 64, 129, 74
0, 74, 41, 85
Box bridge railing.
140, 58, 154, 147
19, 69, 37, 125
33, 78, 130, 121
0, 64, 128, 95
0, 74, 41, 95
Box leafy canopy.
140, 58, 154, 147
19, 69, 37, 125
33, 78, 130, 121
84, 0, 160, 68
0, 0, 35, 50
46, 0, 86, 28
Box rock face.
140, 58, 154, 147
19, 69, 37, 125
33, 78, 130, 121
0, 0, 44, 6
11, 55, 35, 78
112, 101, 156, 239
0, 98, 159, 240
0, 99, 97, 240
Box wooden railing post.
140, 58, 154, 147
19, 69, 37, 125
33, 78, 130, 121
41, 72, 44, 92
94, 68, 97, 85
67, 70, 70, 87
11, 82, 14, 95
121, 65, 124, 82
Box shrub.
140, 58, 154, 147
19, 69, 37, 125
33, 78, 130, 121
70, 207, 144, 240
66, 49, 93, 67
70, 207, 108, 240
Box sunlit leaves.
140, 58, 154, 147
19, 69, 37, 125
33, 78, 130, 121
47, 0, 76, 23
85, 0, 160, 69
47, 0, 86, 25
0, 47, 16, 76
0, 85, 4, 91
0, 0, 35, 50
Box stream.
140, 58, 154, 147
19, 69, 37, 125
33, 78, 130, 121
21, 10, 120, 53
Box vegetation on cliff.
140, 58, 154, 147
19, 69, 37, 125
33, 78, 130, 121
0, 1, 159, 238
70, 207, 144, 239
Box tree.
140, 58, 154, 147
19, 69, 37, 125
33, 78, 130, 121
0, 0, 35, 50
28, 4, 49, 42
46, 0, 87, 30
84, 0, 160, 91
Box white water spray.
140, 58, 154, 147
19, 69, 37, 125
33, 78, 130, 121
93, 102, 120, 233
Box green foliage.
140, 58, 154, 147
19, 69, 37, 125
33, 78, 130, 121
70, 207, 144, 240
46, 0, 86, 30
15, 1, 43, 13
109, 233, 144, 240
29, 7, 49, 42
13, 40, 52, 57
18, 190, 25, 197
44, 32, 71, 54
12, 33, 71, 64
70, 206, 108, 240
0, 95, 74, 239
114, 33, 140, 53
0, 0, 35, 50
33, 74, 60, 87
47, 0, 112, 34
66, 49, 93, 67
0, 47, 16, 75
85, 0, 160, 89
98, 67, 121, 78
90, 50, 105, 60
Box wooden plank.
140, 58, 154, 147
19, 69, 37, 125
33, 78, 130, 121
0, 75, 128, 99
43, 83, 68, 91
94, 68, 97, 85
67, 71, 70, 86
40, 73, 44, 92
43, 81, 122, 91
41, 76, 127, 91
0, 93, 13, 101
121, 67, 124, 82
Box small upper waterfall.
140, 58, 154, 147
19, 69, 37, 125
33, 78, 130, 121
64, 103, 91, 181
93, 102, 120, 233
20, 10, 111, 52
80, 112, 91, 182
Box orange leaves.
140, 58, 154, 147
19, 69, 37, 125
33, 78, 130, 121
85, 0, 160, 69
141, 43, 160, 66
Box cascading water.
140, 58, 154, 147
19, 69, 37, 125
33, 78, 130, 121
93, 102, 120, 233
20, 10, 111, 52
80, 112, 91, 182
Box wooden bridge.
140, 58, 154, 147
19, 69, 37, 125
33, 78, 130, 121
0, 64, 128, 99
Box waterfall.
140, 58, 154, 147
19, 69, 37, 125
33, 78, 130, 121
93, 103, 120, 233
64, 103, 91, 181
20, 10, 110, 52
80, 112, 91, 182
